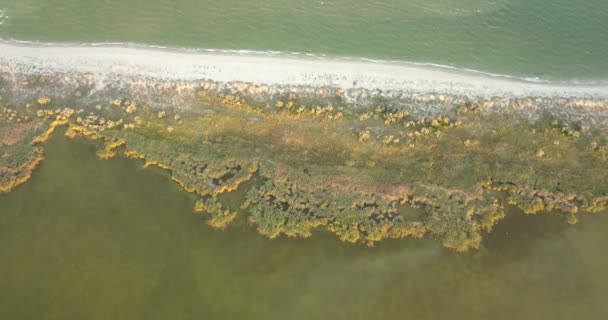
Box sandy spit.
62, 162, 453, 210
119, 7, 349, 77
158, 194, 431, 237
1, 41, 607, 99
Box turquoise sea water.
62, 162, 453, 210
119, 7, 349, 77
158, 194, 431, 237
0, 0, 607, 79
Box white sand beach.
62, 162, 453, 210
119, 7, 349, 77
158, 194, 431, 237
1, 41, 607, 98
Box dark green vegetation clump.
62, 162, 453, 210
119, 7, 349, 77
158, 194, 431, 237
1, 81, 608, 251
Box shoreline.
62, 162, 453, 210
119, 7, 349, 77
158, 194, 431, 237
2, 40, 608, 251
5, 39, 603, 85
1, 40, 608, 99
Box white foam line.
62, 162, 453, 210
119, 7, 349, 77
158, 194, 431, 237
1, 40, 607, 99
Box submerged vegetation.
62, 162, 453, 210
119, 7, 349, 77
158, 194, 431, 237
1, 74, 608, 251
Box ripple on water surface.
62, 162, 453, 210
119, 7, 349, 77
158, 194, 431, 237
0, 0, 607, 78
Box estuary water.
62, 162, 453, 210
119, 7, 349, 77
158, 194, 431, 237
0, 0, 607, 79
0, 130, 607, 319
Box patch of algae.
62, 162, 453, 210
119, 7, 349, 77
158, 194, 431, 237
2, 90, 608, 252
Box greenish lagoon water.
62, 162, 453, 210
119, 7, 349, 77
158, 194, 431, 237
1, 131, 608, 319
0, 0, 607, 79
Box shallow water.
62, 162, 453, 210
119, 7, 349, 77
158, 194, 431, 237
0, 0, 607, 79
1, 133, 607, 319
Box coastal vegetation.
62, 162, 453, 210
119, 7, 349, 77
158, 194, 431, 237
1, 76, 608, 251
0, 102, 51, 193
